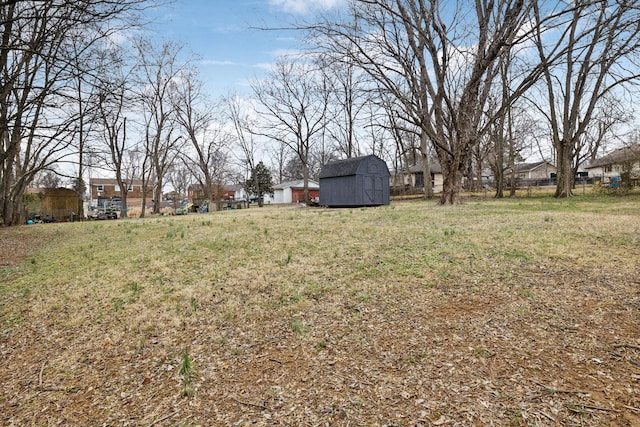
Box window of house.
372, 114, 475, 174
115, 185, 120, 192
97, 184, 104, 192
604, 165, 612, 173
415, 172, 424, 188
127, 185, 134, 192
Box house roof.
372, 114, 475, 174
406, 160, 443, 174
27, 187, 77, 194
585, 144, 640, 169
319, 154, 389, 178
226, 184, 243, 192
90, 178, 145, 186
514, 161, 555, 173
273, 180, 319, 190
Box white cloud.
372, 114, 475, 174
201, 60, 238, 66
269, 0, 345, 15
254, 62, 276, 72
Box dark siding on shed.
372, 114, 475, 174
319, 155, 390, 207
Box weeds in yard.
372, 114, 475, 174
179, 347, 196, 397
3, 196, 640, 424
518, 287, 536, 299
112, 297, 125, 312
128, 281, 140, 292
291, 320, 306, 334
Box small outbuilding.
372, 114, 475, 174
27, 187, 82, 222
319, 155, 390, 207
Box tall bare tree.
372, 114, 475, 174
135, 38, 185, 215
532, 0, 640, 197
0, 0, 150, 225
251, 58, 331, 202
312, 0, 534, 204
318, 53, 370, 159
227, 93, 263, 205
172, 68, 231, 210
95, 47, 137, 219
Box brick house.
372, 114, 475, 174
89, 178, 151, 209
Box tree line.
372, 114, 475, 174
2, 0, 640, 225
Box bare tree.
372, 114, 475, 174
0, 0, 151, 226
532, 0, 640, 197
318, 53, 370, 159
135, 38, 186, 215
311, 0, 534, 204
167, 163, 191, 205
251, 58, 331, 202
172, 68, 231, 210
227, 93, 263, 205
95, 46, 137, 219
269, 140, 290, 184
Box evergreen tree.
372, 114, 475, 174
244, 162, 273, 207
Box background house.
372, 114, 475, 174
319, 155, 390, 207
90, 178, 151, 210
392, 160, 444, 195
511, 161, 557, 186
584, 144, 640, 186
514, 161, 557, 179
265, 180, 320, 204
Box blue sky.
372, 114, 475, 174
149, 0, 346, 98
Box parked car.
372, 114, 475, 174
88, 208, 118, 220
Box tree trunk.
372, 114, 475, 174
474, 159, 483, 193
253, 167, 263, 207
302, 166, 310, 203
153, 180, 163, 214
494, 131, 505, 198
121, 192, 128, 219
439, 162, 462, 205
420, 130, 433, 199
555, 140, 573, 198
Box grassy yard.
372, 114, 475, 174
1, 194, 639, 426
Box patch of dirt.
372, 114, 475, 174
0, 226, 52, 270
1, 227, 640, 425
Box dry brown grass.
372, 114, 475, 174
1, 194, 639, 426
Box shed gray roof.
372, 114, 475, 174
319, 155, 388, 178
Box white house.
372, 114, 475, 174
264, 180, 320, 204
513, 161, 557, 180
584, 144, 640, 184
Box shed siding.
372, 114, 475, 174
319, 155, 390, 207
320, 176, 357, 206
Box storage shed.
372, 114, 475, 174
319, 155, 390, 207
37, 187, 82, 221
